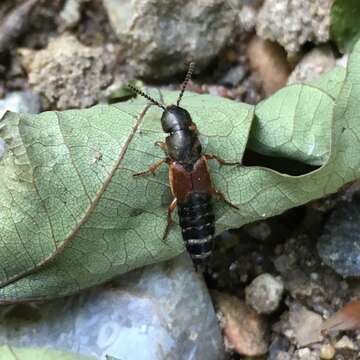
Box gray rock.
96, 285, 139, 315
295, 348, 318, 360
219, 65, 247, 87
288, 305, 323, 347
19, 34, 114, 109
226, 0, 259, 32
103, 0, 237, 79
268, 337, 291, 360
0, 90, 41, 119
287, 47, 336, 85
272, 352, 291, 360
317, 199, 360, 277
245, 273, 284, 314
256, 0, 332, 54
0, 254, 224, 360
238, 5, 257, 32
244, 221, 271, 241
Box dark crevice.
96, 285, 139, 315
242, 148, 320, 176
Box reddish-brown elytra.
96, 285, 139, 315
128, 63, 239, 269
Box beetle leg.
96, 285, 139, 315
154, 141, 168, 154
205, 154, 241, 166
133, 158, 169, 177
163, 198, 178, 240
212, 189, 239, 210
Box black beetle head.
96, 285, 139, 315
161, 105, 193, 133
128, 63, 196, 132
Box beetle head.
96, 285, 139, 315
161, 105, 193, 133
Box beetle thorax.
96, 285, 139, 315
161, 105, 202, 166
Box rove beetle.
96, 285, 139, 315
129, 63, 239, 269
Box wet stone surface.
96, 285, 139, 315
317, 197, 360, 278
0, 254, 224, 360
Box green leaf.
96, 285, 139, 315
310, 66, 346, 99
330, 0, 360, 52
0, 93, 253, 301
249, 84, 333, 166
1, 39, 360, 302
0, 345, 96, 360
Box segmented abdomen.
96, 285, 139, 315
178, 192, 215, 267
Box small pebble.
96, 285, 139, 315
287, 46, 336, 85
296, 348, 318, 360
273, 352, 291, 360
213, 291, 269, 356
335, 336, 357, 351
268, 337, 290, 360
288, 304, 323, 346
320, 343, 335, 359
244, 222, 271, 241
60, 0, 89, 29
219, 65, 246, 87
245, 273, 284, 314
238, 5, 257, 32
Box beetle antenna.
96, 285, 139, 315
128, 84, 166, 110
177, 62, 195, 106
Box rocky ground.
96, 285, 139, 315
1, 0, 360, 359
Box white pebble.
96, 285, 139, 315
335, 335, 357, 351
245, 273, 284, 314
320, 343, 335, 359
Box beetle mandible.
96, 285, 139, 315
129, 63, 239, 269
